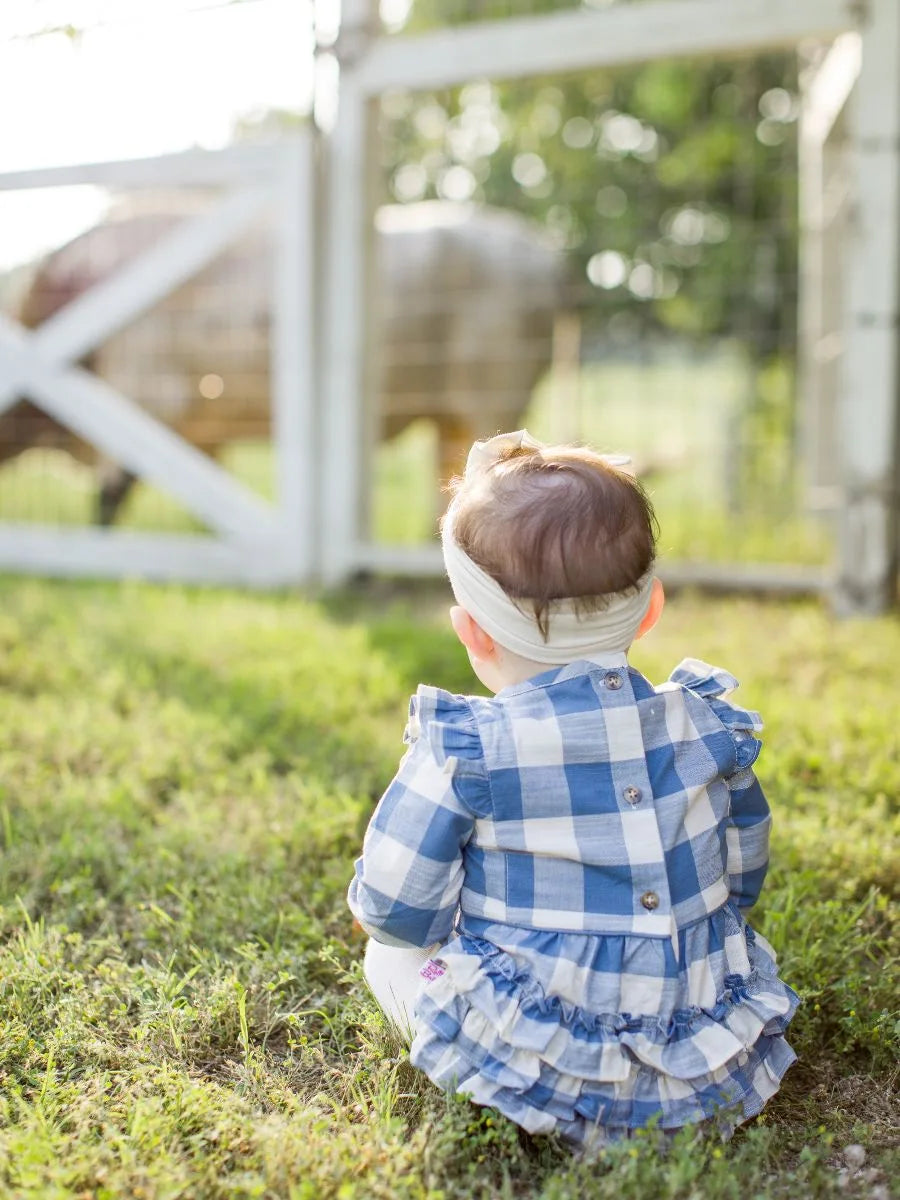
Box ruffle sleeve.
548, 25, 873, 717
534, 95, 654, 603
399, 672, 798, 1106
403, 686, 490, 816
669, 657, 763, 771
348, 686, 488, 948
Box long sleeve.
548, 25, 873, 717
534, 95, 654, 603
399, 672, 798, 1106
348, 688, 486, 949
668, 658, 769, 912
725, 764, 771, 910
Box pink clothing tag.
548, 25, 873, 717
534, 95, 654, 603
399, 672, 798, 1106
419, 958, 446, 982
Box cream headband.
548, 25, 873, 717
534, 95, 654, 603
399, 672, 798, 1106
441, 430, 654, 664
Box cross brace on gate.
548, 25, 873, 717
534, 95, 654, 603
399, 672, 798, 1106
0, 140, 314, 585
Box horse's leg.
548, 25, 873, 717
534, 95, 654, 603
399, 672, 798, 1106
435, 415, 472, 490
96, 464, 137, 526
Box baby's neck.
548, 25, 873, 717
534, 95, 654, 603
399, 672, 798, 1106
491, 650, 553, 690
489, 644, 629, 692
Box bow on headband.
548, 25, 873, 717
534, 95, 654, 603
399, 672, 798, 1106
464, 429, 635, 479
442, 430, 653, 664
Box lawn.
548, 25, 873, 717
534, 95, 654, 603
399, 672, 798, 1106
0, 577, 896, 1198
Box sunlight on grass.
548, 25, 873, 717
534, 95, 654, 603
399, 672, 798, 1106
0, 448, 96, 525
0, 442, 277, 535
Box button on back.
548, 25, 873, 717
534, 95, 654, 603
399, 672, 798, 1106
640, 891, 659, 911
623, 786, 642, 805
605, 672, 623, 690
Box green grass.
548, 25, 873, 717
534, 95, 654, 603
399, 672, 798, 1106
0, 354, 834, 565
0, 576, 896, 1198
371, 355, 832, 563
0, 442, 276, 535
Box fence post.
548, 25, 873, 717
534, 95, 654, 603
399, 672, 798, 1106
272, 134, 317, 581
798, 36, 860, 513
319, 0, 381, 585
835, 0, 900, 614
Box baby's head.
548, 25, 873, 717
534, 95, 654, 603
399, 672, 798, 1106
441, 433, 662, 691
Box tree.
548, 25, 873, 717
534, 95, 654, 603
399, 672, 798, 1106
378, 1, 799, 359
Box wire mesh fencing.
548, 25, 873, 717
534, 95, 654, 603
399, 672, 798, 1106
0, 182, 281, 535
369, 3, 834, 574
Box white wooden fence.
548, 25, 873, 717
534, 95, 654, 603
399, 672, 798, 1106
0, 1, 897, 612
799, 34, 861, 517
322, 0, 899, 613
0, 138, 315, 586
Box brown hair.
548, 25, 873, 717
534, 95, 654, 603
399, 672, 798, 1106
445, 444, 657, 637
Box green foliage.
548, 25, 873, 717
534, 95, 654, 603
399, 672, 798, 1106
0, 576, 896, 1197
381, 5, 798, 352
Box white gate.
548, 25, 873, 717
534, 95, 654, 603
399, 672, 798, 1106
0, 137, 315, 586
321, 0, 900, 614
799, 34, 861, 516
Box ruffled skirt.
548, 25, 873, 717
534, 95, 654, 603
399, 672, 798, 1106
410, 904, 798, 1145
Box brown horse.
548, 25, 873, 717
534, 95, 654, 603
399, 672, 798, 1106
4, 200, 569, 523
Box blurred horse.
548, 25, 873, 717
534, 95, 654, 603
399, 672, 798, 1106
3, 200, 568, 524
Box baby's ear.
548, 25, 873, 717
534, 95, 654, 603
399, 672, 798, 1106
635, 577, 665, 640
449, 606, 496, 661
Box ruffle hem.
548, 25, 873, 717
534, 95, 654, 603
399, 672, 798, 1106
410, 917, 798, 1145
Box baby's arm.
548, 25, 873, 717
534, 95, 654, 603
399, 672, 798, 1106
348, 735, 478, 948
724, 764, 771, 910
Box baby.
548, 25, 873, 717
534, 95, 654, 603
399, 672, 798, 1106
348, 431, 798, 1149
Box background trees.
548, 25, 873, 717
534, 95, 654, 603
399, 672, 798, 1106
379, 5, 798, 356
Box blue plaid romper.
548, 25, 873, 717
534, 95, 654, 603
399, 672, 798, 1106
348, 656, 798, 1144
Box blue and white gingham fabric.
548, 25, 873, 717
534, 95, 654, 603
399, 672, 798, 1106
348, 656, 798, 1143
